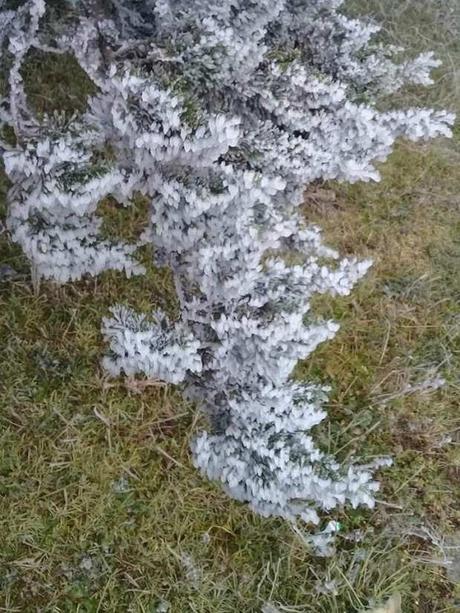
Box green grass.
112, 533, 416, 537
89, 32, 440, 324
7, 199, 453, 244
1, 2, 459, 611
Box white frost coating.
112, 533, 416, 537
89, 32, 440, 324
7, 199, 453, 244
4, 130, 144, 282
0, 0, 454, 522
102, 306, 202, 384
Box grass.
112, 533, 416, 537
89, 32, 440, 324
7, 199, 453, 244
0, 1, 459, 611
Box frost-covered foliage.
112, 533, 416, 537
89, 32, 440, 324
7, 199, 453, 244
102, 306, 202, 384
0, 0, 454, 522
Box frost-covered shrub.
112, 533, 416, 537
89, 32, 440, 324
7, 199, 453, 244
0, 0, 454, 522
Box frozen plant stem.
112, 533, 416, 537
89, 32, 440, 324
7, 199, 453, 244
0, 0, 454, 522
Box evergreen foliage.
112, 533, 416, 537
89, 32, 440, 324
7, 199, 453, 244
0, 0, 453, 522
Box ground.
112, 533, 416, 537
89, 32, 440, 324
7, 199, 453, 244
0, 1, 459, 611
